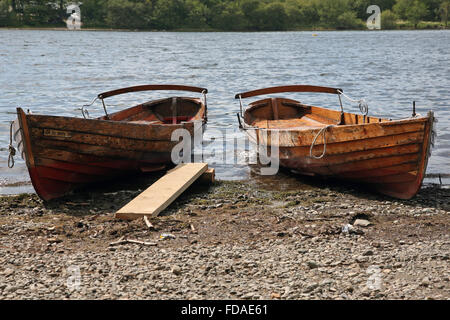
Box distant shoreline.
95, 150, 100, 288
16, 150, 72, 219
1, 26, 448, 32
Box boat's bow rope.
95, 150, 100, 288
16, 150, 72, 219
77, 96, 98, 119
310, 90, 369, 159
337, 90, 369, 116
310, 125, 335, 159
8, 121, 16, 168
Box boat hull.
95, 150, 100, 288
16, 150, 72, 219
17, 108, 202, 200
247, 113, 434, 200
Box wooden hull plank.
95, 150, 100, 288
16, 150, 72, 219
281, 131, 424, 157
33, 140, 172, 164
280, 143, 421, 166
30, 128, 178, 153
260, 121, 426, 147
27, 114, 194, 141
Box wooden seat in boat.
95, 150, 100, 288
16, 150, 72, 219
128, 120, 160, 125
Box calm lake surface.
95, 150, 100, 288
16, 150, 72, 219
0, 29, 449, 194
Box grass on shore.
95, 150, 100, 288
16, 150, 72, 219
1, 21, 448, 32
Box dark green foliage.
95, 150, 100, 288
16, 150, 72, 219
1, 0, 448, 30
381, 9, 399, 29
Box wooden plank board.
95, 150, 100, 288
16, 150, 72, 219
115, 163, 208, 220
199, 168, 215, 183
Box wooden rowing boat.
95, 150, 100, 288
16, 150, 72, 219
14, 84, 207, 200
236, 85, 435, 199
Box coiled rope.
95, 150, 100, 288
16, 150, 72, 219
310, 125, 334, 159
8, 121, 16, 168
337, 90, 369, 116
77, 96, 98, 119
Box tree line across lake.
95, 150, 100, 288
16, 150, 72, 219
0, 0, 449, 31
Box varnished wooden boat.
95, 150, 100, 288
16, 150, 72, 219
236, 85, 435, 199
15, 85, 207, 200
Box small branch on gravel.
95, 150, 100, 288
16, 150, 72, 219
109, 236, 157, 247
66, 202, 90, 206
306, 217, 335, 221
126, 239, 157, 246
296, 231, 314, 238
109, 236, 126, 246
190, 224, 197, 234
143, 216, 154, 230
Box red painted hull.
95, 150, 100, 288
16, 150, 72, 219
27, 159, 166, 200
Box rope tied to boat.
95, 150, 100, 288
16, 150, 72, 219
310, 125, 334, 159
77, 96, 98, 119
8, 121, 16, 168
337, 90, 369, 116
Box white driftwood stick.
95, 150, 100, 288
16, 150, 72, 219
143, 215, 154, 229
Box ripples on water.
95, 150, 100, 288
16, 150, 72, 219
0, 30, 449, 194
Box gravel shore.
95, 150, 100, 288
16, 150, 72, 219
0, 175, 448, 300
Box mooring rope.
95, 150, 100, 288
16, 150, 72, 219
337, 90, 369, 116
310, 125, 334, 159
8, 121, 16, 168
77, 96, 98, 118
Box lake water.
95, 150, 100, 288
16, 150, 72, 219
0, 29, 449, 194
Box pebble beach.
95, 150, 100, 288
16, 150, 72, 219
0, 176, 448, 300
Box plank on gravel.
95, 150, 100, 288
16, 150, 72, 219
115, 163, 208, 220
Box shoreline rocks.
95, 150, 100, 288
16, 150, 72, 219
0, 180, 448, 300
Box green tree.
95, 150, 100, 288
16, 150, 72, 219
258, 2, 288, 30
153, 0, 188, 30
80, 0, 108, 27
241, 0, 262, 30
211, 1, 248, 30
297, 0, 321, 27
406, 0, 429, 28
377, 0, 396, 10
336, 11, 364, 29
394, 0, 429, 26
105, 0, 143, 29
381, 9, 398, 29
0, 0, 10, 26
349, 0, 372, 20
57, 0, 70, 21
185, 0, 209, 29
440, 0, 449, 26
22, 0, 62, 26
420, 0, 443, 21
393, 0, 409, 19
316, 0, 354, 28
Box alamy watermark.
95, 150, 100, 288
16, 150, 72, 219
66, 265, 81, 291
170, 122, 280, 176
366, 265, 383, 290
367, 5, 382, 30
66, 4, 81, 30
